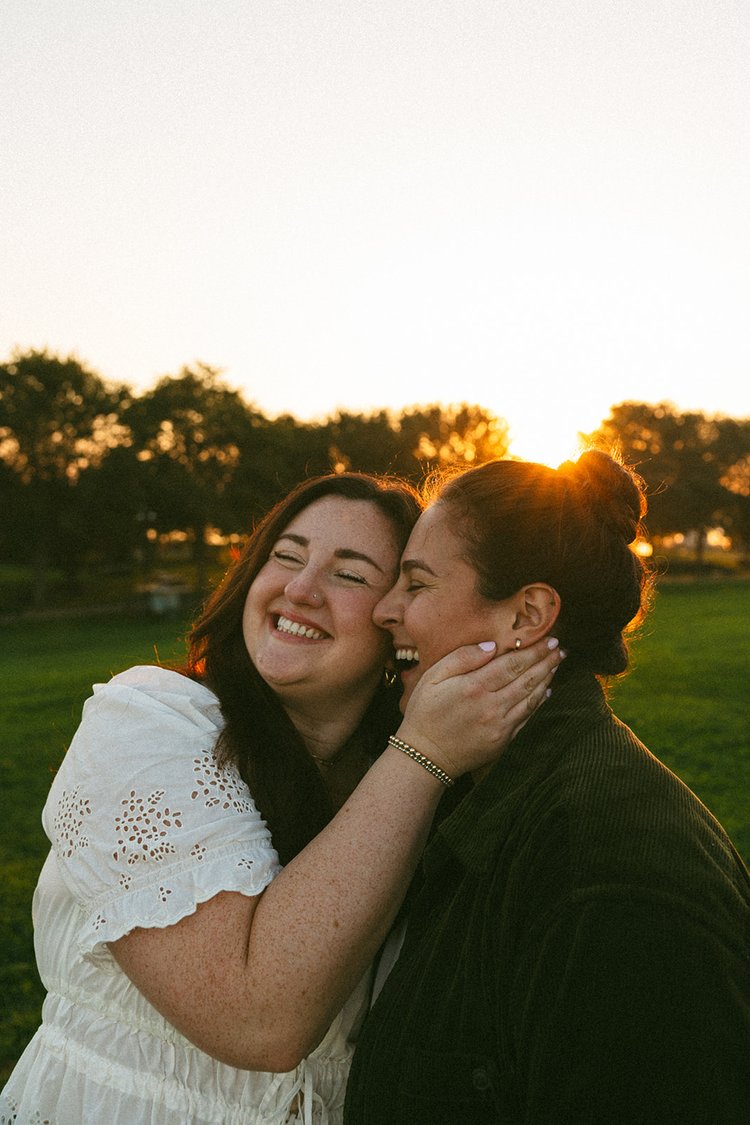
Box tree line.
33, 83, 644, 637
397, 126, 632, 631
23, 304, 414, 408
1, 349, 748, 608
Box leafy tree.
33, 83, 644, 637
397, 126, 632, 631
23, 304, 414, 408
587, 402, 730, 560
268, 403, 512, 492
124, 364, 262, 593
224, 402, 512, 557
0, 459, 26, 562
227, 412, 332, 526
394, 403, 511, 481
313, 410, 404, 477
0, 349, 127, 605
65, 445, 150, 569
715, 417, 750, 558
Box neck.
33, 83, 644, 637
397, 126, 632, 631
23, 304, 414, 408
283, 703, 363, 765
284, 703, 373, 810
303, 724, 357, 764
308, 736, 371, 810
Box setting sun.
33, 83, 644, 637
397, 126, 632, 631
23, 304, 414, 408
503, 413, 595, 469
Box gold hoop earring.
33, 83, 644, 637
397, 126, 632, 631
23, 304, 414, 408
514, 638, 522, 650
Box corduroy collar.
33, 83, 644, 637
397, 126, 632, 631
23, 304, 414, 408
429, 668, 613, 875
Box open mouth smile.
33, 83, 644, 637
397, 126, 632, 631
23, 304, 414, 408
395, 646, 420, 673
274, 614, 329, 641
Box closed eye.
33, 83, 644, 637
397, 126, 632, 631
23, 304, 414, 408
336, 570, 368, 585
270, 549, 304, 566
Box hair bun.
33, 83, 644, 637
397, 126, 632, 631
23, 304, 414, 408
561, 450, 646, 544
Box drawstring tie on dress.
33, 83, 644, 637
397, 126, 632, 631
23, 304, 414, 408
258, 1063, 328, 1125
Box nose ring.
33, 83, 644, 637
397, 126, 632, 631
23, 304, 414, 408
311, 592, 320, 602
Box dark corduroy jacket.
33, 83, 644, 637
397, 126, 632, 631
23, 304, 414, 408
345, 669, 750, 1124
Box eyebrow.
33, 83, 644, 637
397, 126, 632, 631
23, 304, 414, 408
401, 557, 438, 577
277, 533, 387, 574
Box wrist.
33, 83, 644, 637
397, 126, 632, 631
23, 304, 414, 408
392, 724, 460, 782
387, 735, 455, 788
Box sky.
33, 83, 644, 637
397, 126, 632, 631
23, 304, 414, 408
2, 0, 749, 468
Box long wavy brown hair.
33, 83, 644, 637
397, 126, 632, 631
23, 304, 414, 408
185, 472, 422, 864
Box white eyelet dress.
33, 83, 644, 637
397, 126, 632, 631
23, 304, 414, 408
0, 666, 369, 1125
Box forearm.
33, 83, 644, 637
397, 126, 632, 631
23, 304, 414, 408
241, 743, 445, 1066
270, 635, 562, 1036
112, 740, 445, 1071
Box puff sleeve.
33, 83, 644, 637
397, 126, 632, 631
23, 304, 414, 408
42, 665, 282, 964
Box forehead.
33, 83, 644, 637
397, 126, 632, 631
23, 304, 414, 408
281, 496, 401, 561
403, 502, 465, 565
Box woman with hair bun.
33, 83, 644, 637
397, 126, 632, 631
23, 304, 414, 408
344, 450, 750, 1125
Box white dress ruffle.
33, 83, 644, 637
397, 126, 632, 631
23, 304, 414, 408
0, 666, 368, 1124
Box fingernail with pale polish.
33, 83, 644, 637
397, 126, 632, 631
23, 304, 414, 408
478, 641, 496, 652
547, 637, 559, 649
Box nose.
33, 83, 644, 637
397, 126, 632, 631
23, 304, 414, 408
285, 568, 323, 607
373, 584, 402, 630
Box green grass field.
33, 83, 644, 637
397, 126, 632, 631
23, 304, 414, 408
1, 583, 749, 1082
0, 613, 191, 1083
610, 580, 750, 860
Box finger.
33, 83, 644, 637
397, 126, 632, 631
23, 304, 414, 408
474, 638, 564, 692
426, 636, 562, 688
505, 678, 554, 737
480, 678, 552, 748
420, 641, 500, 684
490, 659, 559, 709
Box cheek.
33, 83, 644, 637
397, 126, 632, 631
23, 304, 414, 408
364, 616, 393, 656
240, 598, 257, 659
242, 584, 263, 628
350, 600, 393, 655
405, 598, 449, 653
409, 603, 479, 668
242, 579, 271, 650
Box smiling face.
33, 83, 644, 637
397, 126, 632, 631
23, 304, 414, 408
243, 496, 402, 723
373, 502, 516, 709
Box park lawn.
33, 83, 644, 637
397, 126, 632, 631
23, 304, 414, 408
1, 583, 749, 1081
0, 613, 190, 1083
609, 580, 750, 861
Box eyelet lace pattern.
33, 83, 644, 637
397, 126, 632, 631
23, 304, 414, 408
0, 667, 366, 1124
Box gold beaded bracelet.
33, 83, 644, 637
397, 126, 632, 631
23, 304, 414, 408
387, 735, 455, 788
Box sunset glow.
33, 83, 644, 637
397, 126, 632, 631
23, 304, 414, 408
2, 3, 749, 464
